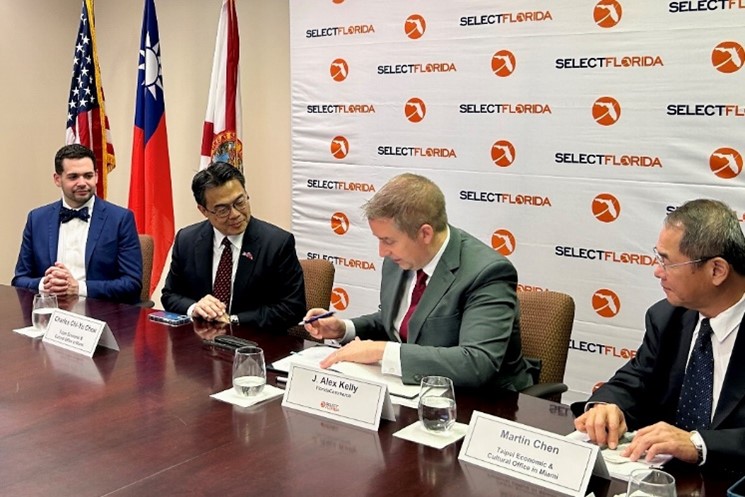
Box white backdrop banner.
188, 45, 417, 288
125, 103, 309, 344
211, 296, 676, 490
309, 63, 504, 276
290, 0, 745, 402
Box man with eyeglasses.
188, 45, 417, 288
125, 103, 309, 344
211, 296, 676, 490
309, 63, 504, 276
572, 199, 745, 471
161, 162, 305, 330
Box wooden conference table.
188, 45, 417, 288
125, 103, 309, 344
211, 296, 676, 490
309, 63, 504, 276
0, 286, 739, 496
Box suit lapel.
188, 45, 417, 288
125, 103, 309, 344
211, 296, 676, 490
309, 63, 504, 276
712, 315, 745, 428
194, 222, 214, 295
85, 199, 106, 268
668, 310, 698, 406
407, 227, 459, 343
48, 202, 62, 264
384, 264, 407, 337
232, 219, 260, 301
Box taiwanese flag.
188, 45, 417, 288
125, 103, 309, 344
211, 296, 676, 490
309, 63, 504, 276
200, 0, 243, 171
129, 0, 174, 296
65, 0, 116, 198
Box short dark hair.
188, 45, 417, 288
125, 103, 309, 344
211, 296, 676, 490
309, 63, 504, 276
191, 162, 246, 207
54, 144, 96, 174
362, 173, 448, 238
665, 198, 745, 276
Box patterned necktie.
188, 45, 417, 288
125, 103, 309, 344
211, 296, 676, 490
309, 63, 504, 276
213, 237, 233, 310
675, 318, 714, 431
59, 206, 90, 223
399, 269, 428, 342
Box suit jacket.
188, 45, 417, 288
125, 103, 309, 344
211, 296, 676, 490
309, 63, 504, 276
352, 226, 533, 391
12, 198, 142, 304
572, 299, 745, 471
161, 217, 305, 330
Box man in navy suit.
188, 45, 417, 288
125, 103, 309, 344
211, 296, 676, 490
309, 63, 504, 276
12, 144, 142, 304
573, 199, 745, 471
161, 162, 305, 330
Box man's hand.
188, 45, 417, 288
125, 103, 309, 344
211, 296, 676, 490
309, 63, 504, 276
319, 337, 387, 368
574, 403, 628, 449
42, 263, 79, 296
192, 295, 229, 322
303, 308, 346, 340
621, 422, 698, 464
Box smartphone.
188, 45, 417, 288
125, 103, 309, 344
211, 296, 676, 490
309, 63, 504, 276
148, 311, 191, 326
728, 476, 745, 497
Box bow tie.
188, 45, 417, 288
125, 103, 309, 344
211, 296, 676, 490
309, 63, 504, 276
59, 206, 90, 223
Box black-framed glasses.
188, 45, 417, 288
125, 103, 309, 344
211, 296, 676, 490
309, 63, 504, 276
206, 194, 248, 219
653, 248, 717, 272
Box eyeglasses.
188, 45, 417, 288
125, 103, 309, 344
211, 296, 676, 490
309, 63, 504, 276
653, 248, 717, 272
206, 194, 248, 219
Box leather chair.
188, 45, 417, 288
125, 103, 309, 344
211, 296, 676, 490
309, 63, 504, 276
138, 234, 155, 307
517, 290, 575, 402
287, 259, 335, 340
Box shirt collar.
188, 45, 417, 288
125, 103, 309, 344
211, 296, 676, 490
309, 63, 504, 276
703, 291, 745, 342
61, 195, 95, 212
212, 228, 245, 251
421, 226, 450, 277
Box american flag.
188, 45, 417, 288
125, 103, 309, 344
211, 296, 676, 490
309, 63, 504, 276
66, 0, 116, 199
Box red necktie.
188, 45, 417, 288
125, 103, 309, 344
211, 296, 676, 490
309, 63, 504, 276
399, 269, 428, 342
213, 237, 233, 310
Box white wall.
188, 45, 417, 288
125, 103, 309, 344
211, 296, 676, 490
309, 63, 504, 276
0, 0, 291, 306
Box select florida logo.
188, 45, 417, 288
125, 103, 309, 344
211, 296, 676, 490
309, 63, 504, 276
666, 103, 745, 117
592, 193, 621, 223
570, 339, 636, 359
669, 0, 745, 12
405, 14, 426, 39
491, 229, 516, 256
710, 147, 743, 179
459, 103, 552, 114
712, 41, 745, 73
491, 50, 516, 77
592, 288, 621, 318
592, 96, 621, 126
555, 151, 662, 169
330, 58, 349, 81
306, 24, 375, 38
460, 10, 553, 26
307, 104, 375, 114
330, 136, 349, 159
307, 179, 377, 192
330, 212, 350, 235
593, 0, 622, 28
555, 246, 655, 266
405, 97, 427, 123
377, 61, 457, 75
460, 190, 552, 206
555, 55, 663, 70
307, 254, 377, 273
331, 287, 349, 310
491, 140, 516, 167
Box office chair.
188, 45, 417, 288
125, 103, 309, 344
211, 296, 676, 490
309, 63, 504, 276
138, 234, 155, 308
287, 259, 335, 341
517, 290, 575, 403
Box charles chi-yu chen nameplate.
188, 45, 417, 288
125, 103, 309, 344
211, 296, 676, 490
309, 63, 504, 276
458, 412, 598, 497
281, 363, 394, 431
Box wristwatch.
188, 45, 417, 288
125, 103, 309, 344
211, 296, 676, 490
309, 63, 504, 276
690, 430, 705, 465
230, 315, 239, 326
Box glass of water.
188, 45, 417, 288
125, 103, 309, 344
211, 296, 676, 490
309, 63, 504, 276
418, 375, 456, 433
627, 468, 677, 497
232, 346, 266, 397
32, 294, 58, 332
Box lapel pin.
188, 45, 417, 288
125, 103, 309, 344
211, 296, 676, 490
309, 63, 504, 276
242, 251, 254, 260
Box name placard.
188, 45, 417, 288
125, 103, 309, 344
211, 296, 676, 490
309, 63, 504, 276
458, 411, 598, 497
281, 363, 394, 431
43, 309, 119, 357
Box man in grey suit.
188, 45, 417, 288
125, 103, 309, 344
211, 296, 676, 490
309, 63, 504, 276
304, 173, 533, 390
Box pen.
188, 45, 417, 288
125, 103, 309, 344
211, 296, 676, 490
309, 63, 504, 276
298, 310, 336, 325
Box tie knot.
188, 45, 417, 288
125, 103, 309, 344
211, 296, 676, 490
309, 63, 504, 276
416, 269, 428, 284
59, 206, 90, 224
221, 237, 231, 248
699, 318, 713, 338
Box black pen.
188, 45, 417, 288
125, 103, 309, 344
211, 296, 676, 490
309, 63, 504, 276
298, 310, 336, 325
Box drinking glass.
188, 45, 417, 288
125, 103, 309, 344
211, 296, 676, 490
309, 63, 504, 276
418, 375, 456, 433
32, 294, 58, 332
626, 468, 677, 497
232, 346, 266, 397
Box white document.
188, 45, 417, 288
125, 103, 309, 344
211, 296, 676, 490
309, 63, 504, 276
271, 347, 421, 400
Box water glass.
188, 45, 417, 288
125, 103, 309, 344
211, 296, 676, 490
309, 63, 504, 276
232, 346, 266, 397
418, 375, 456, 433
32, 294, 58, 332
627, 468, 677, 497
